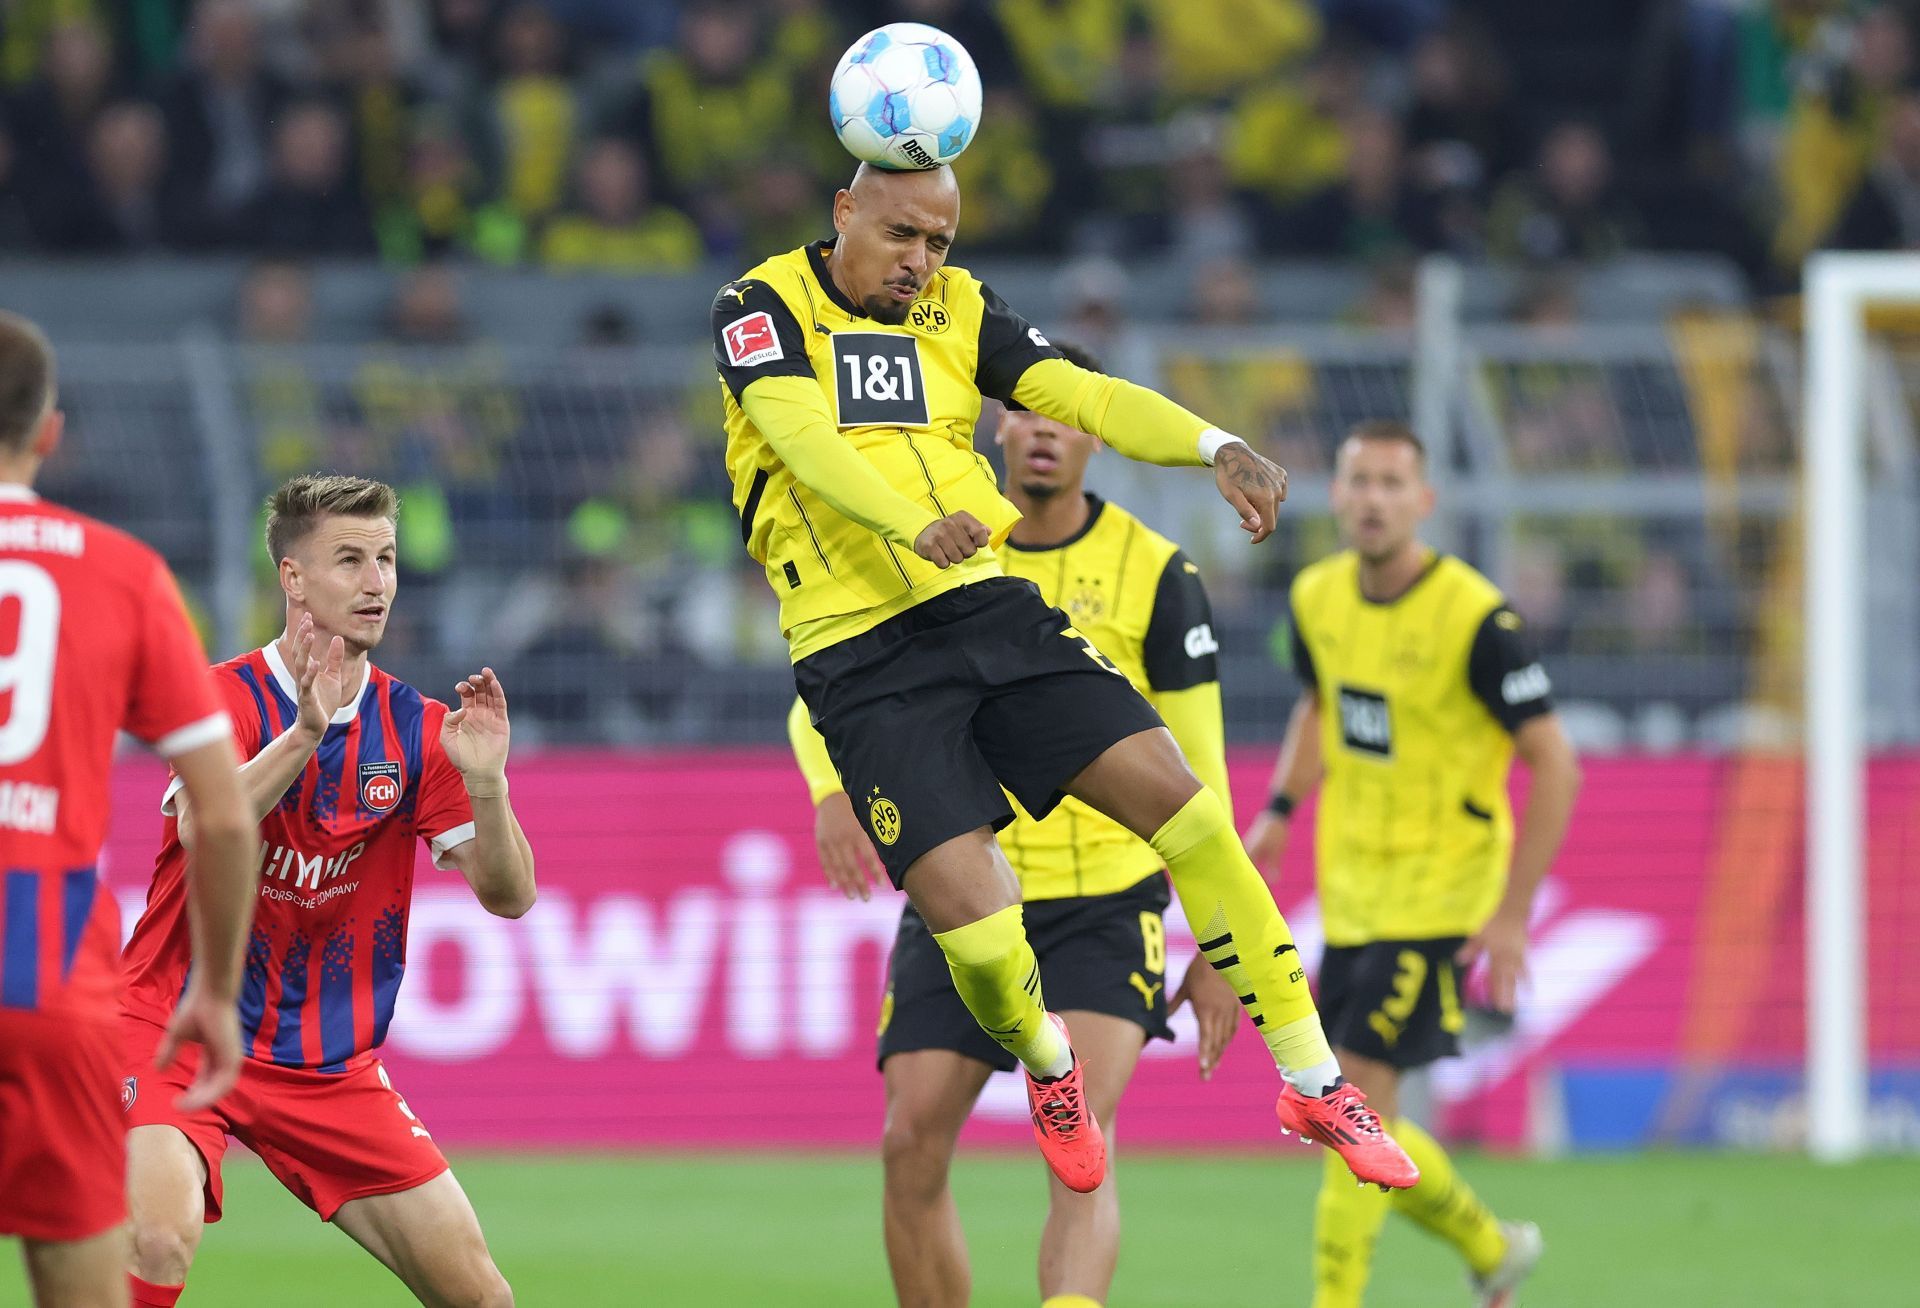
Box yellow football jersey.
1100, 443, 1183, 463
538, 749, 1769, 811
1288, 551, 1554, 945
997, 495, 1222, 899
714, 242, 1056, 660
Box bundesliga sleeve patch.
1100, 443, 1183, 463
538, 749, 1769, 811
723, 311, 784, 368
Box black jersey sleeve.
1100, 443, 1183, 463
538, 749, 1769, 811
712, 279, 814, 401
1467, 605, 1555, 731
975, 281, 1064, 403
1284, 593, 1318, 689
1141, 550, 1220, 691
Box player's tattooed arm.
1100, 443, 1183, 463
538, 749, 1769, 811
1213, 442, 1289, 544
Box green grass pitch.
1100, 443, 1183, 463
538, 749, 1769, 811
4, 1151, 1913, 1305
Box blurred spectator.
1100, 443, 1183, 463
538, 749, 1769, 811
728, 156, 827, 259
386, 108, 522, 263
1487, 120, 1637, 264
158, 0, 292, 247
1057, 256, 1127, 329
1402, 17, 1520, 230
994, 0, 1130, 111
1625, 548, 1694, 653
1826, 87, 1920, 250
384, 263, 470, 344
1507, 266, 1582, 331
54, 100, 190, 253
243, 99, 378, 256
948, 87, 1054, 253
482, 3, 579, 227
623, 1, 797, 233
1348, 257, 1417, 330
1272, 107, 1440, 258
7, 18, 120, 242
1225, 41, 1367, 208
236, 257, 314, 343
235, 257, 329, 482
1159, 117, 1256, 263
540, 136, 703, 272
1188, 254, 1262, 323
1138, 0, 1320, 102
577, 304, 639, 346
1771, 3, 1912, 269
310, 6, 434, 233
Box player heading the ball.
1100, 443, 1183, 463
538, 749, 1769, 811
712, 156, 1417, 1197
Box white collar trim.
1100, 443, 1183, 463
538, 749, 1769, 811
0, 484, 39, 501
262, 641, 372, 726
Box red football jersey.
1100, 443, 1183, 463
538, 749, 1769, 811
0, 487, 229, 1021
123, 646, 475, 1072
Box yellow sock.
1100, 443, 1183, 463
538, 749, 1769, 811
933, 905, 1071, 1078
1391, 1117, 1507, 1276
1041, 1297, 1102, 1308
1312, 1141, 1391, 1308
1151, 789, 1336, 1088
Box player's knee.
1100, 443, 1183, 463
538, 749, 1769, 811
442, 1259, 513, 1308
127, 1216, 198, 1284
881, 1117, 953, 1195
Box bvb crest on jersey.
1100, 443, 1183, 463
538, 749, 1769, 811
868, 789, 902, 845
908, 300, 950, 335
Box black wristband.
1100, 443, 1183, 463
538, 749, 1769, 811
1266, 793, 1297, 818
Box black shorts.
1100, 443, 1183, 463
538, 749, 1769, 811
1317, 937, 1469, 1071
793, 576, 1166, 888
877, 873, 1176, 1071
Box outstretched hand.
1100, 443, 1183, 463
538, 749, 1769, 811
1457, 910, 1529, 1015
287, 613, 348, 739
442, 667, 512, 781
1170, 955, 1242, 1081
1213, 443, 1288, 544
814, 792, 886, 901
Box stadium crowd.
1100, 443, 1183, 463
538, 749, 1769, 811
0, 0, 1833, 744
0, 0, 1918, 287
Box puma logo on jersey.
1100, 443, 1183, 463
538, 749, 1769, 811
1128, 972, 1163, 1009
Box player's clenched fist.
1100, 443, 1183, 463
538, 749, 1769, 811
1214, 442, 1289, 544
914, 510, 991, 568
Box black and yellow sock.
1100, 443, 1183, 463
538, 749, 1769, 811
1391, 1117, 1507, 1276
1312, 1142, 1391, 1308
1150, 789, 1338, 1091
932, 904, 1071, 1078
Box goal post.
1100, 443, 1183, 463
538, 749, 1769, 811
1801, 252, 1920, 1161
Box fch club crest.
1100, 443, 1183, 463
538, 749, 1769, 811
359, 760, 403, 813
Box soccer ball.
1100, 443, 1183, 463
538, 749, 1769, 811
829, 23, 983, 172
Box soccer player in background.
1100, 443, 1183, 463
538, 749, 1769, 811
789, 343, 1244, 1308
715, 161, 1416, 1196
1242, 421, 1582, 1308
0, 312, 258, 1308
119, 475, 537, 1308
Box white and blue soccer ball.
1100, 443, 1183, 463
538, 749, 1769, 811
829, 23, 982, 172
